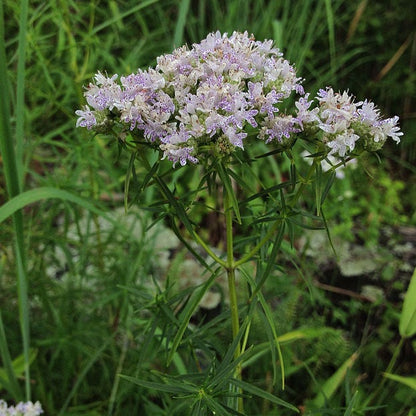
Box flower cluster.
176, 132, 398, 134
313, 88, 402, 157
0, 400, 43, 416
76, 31, 402, 166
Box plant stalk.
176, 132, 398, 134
224, 188, 244, 413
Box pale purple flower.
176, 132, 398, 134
357, 101, 403, 145
160, 144, 198, 167
84, 71, 122, 111
294, 94, 320, 128
247, 81, 283, 117
379, 116, 403, 143
222, 126, 247, 148
317, 88, 358, 125
326, 130, 360, 157
356, 100, 380, 124
75, 106, 96, 129
260, 115, 300, 144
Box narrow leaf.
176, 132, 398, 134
0, 187, 111, 225
173, 0, 191, 47
230, 378, 299, 412
383, 373, 416, 391
320, 170, 336, 205
119, 375, 197, 395
399, 267, 416, 338
242, 269, 285, 387
315, 161, 323, 215
312, 352, 359, 408
167, 269, 219, 365
153, 176, 196, 236
0, 313, 23, 399
58, 338, 111, 416
124, 151, 137, 211
217, 162, 241, 224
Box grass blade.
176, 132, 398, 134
382, 373, 416, 391
399, 266, 416, 338
311, 352, 359, 408
58, 338, 112, 416
0, 187, 114, 225
16, 0, 29, 190
0, 312, 23, 400
0, 0, 30, 399
173, 0, 191, 48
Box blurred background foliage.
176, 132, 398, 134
1, 0, 415, 414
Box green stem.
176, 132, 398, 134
224, 189, 244, 413
225, 202, 239, 348
192, 232, 227, 268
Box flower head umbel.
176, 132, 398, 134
76, 33, 402, 166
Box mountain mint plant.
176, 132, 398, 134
76, 31, 402, 414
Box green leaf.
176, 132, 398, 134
167, 269, 220, 365
216, 162, 241, 224
230, 378, 299, 412
343, 390, 360, 416
153, 175, 196, 236
320, 169, 336, 205
311, 352, 359, 408
208, 332, 251, 391
0, 308, 23, 400
124, 151, 137, 211
203, 392, 238, 415
0, 187, 112, 225
0, 313, 37, 398
241, 181, 291, 204
242, 328, 334, 373
173, 0, 191, 48
119, 374, 198, 395
383, 373, 416, 391
252, 221, 285, 297
0, 0, 30, 397
242, 268, 285, 387
399, 267, 416, 338
58, 338, 112, 416
277, 328, 332, 344
315, 161, 323, 215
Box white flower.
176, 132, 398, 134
75, 106, 96, 129
327, 130, 360, 157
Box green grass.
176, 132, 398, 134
0, 0, 415, 414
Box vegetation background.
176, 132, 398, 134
0, 0, 415, 415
